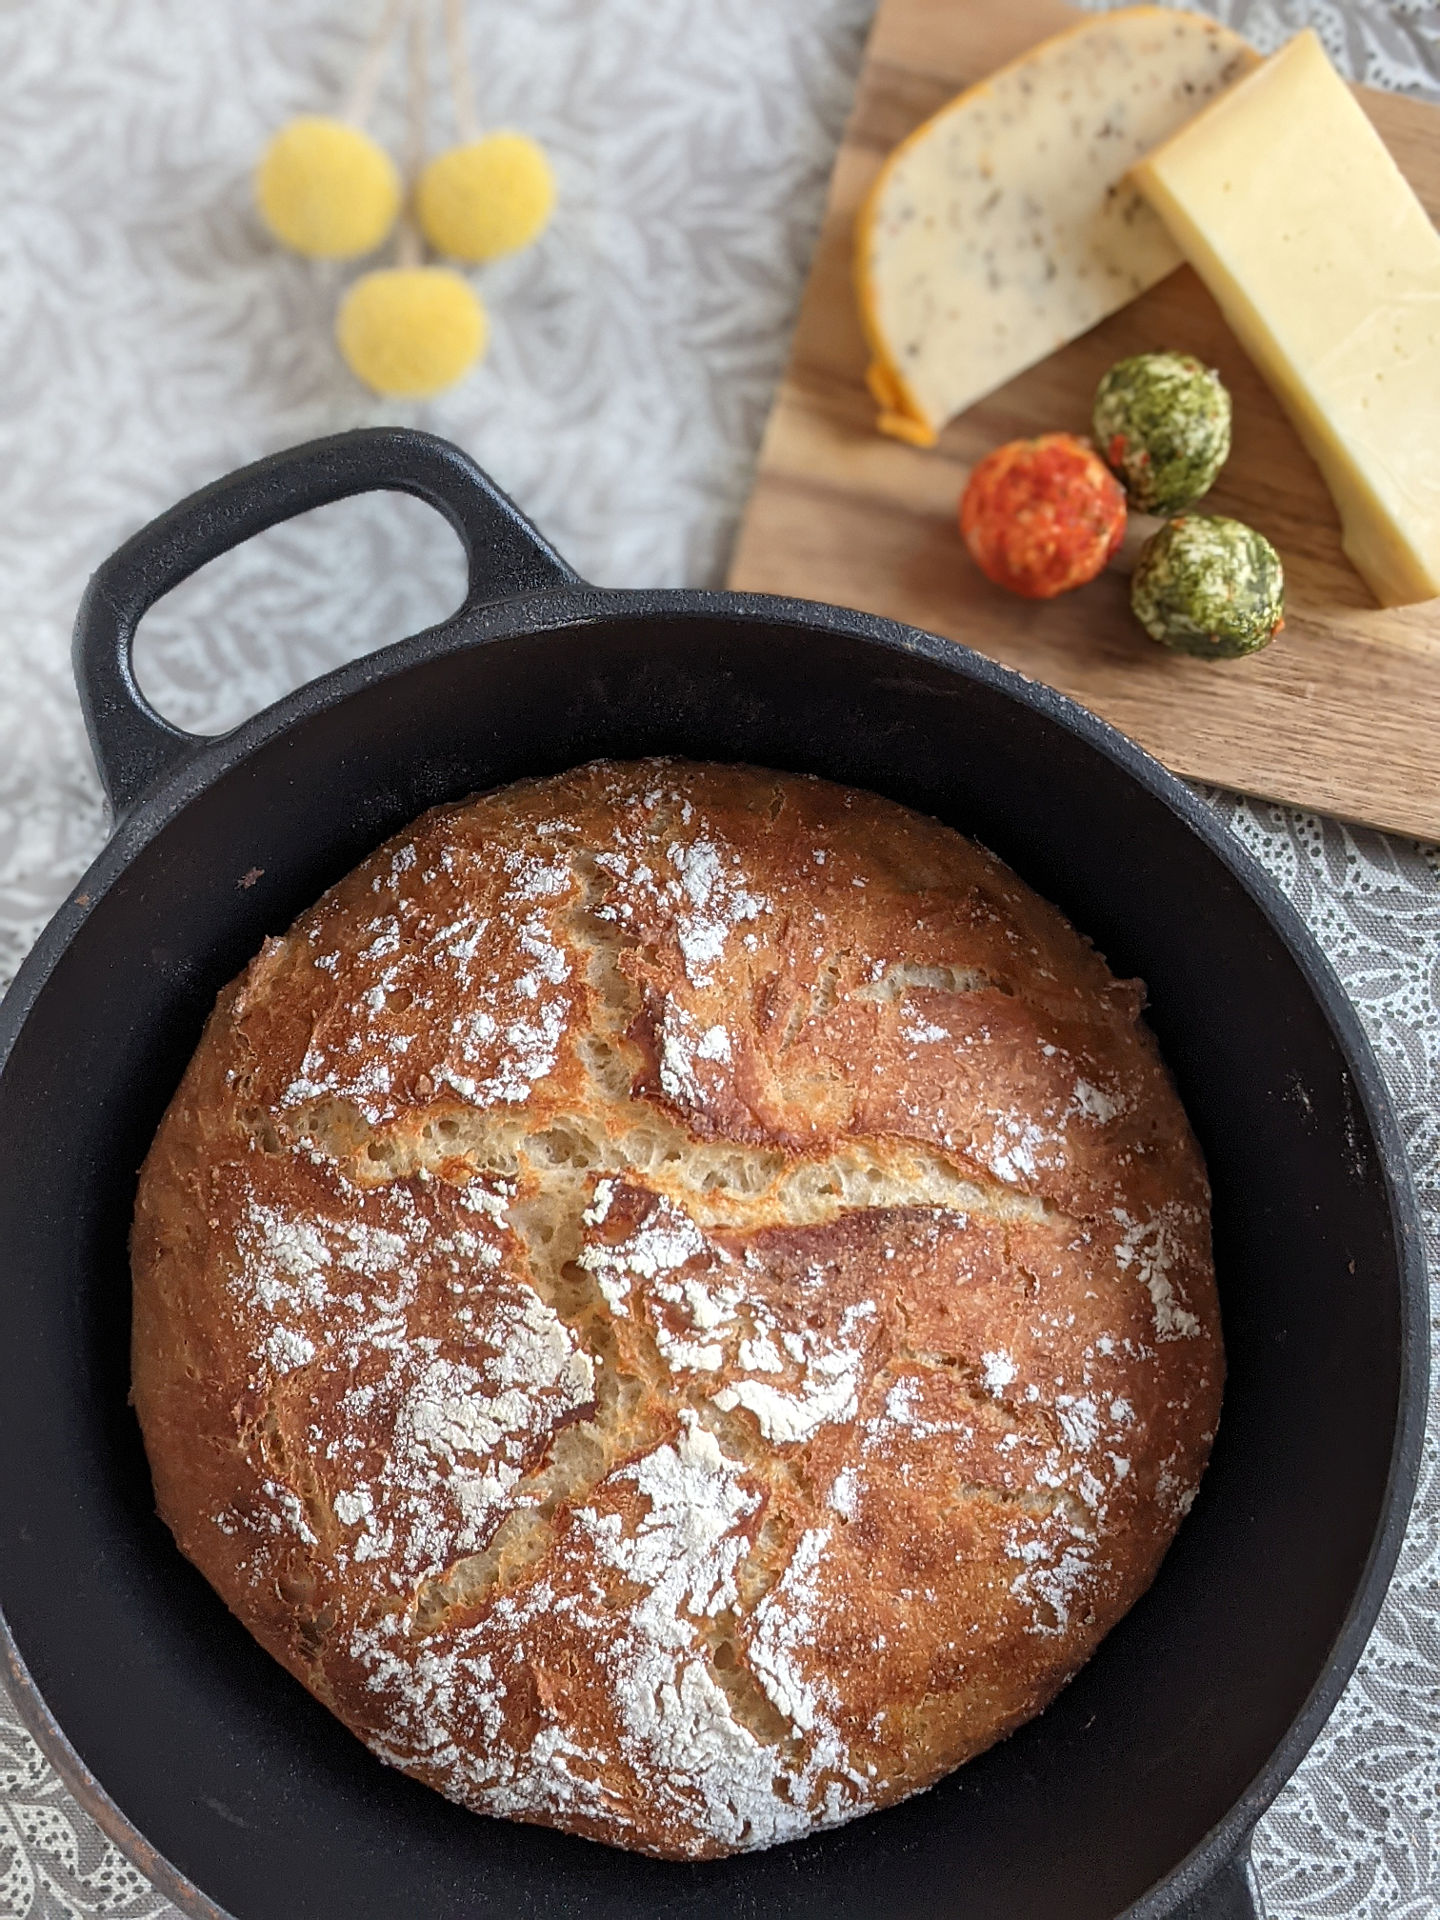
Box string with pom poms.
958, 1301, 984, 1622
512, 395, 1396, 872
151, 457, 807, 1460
417, 0, 555, 263
255, 0, 556, 398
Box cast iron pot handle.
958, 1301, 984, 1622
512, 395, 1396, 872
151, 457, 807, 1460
72, 426, 581, 819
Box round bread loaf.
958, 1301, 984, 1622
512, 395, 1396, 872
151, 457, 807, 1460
131, 759, 1222, 1860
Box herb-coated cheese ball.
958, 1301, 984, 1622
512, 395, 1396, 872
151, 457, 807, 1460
1131, 515, 1284, 659
1093, 353, 1231, 517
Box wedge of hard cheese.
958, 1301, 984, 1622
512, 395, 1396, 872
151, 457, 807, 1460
855, 9, 1258, 448
1134, 30, 1440, 607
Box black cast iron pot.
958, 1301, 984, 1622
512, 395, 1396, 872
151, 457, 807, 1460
0, 429, 1426, 1920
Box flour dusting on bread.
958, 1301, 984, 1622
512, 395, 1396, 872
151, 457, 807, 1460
131, 759, 1222, 1860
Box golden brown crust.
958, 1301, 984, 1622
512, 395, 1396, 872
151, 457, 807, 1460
131, 759, 1222, 1859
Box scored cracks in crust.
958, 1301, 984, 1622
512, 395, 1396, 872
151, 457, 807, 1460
131, 760, 1224, 1860
265, 843, 1095, 1623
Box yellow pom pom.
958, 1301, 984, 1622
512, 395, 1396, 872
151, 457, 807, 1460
416, 132, 555, 263
336, 268, 488, 398
256, 117, 400, 260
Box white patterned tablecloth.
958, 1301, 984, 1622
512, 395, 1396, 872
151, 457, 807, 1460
0, 1, 1436, 1915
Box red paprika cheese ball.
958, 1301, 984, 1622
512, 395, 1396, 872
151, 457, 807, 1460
960, 433, 1127, 600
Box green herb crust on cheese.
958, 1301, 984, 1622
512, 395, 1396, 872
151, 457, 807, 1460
1093, 353, 1231, 516
1131, 515, 1284, 659
855, 9, 1258, 448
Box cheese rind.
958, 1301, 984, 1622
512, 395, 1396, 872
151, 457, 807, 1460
1134, 30, 1440, 608
855, 8, 1258, 447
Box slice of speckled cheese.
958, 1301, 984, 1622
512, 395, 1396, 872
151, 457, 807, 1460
855, 7, 1258, 447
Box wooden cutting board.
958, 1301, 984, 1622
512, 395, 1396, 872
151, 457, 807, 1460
727, 0, 1440, 842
